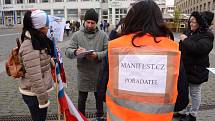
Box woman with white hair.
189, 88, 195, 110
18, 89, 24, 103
19, 10, 54, 121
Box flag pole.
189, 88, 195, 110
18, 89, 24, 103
55, 62, 61, 121
51, 30, 61, 121
64, 111, 66, 121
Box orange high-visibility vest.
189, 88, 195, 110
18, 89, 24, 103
107, 33, 181, 121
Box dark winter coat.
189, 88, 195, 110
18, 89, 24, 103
97, 54, 109, 102
174, 60, 189, 111
179, 29, 214, 84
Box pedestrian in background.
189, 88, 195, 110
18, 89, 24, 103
103, 20, 107, 32
65, 21, 71, 36
179, 11, 214, 121
100, 21, 103, 30
65, 9, 108, 121
106, 22, 110, 32
19, 10, 54, 121
109, 18, 124, 40
106, 0, 181, 120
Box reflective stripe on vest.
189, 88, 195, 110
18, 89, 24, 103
107, 89, 175, 114
107, 106, 123, 121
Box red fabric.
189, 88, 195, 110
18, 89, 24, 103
58, 95, 69, 112
65, 109, 78, 121
51, 66, 56, 82
79, 111, 89, 121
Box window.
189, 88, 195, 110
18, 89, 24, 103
200, 5, 202, 11
53, 9, 64, 18
67, 9, 78, 20
204, 3, 206, 10
81, 9, 89, 15
55, 0, 63, 2
102, 10, 108, 15
109, 8, 112, 14
120, 9, 126, 14
115, 9, 119, 14
43, 10, 51, 15
29, 0, 36, 3
17, 0, 23, 3
5, 0, 11, 4
17, 11, 21, 16
16, 11, 22, 24
80, 9, 89, 20
42, 0, 49, 2
208, 2, 211, 10
115, 8, 127, 25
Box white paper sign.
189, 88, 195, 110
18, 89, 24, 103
207, 68, 215, 75
118, 55, 167, 94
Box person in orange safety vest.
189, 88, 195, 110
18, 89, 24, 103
106, 0, 181, 121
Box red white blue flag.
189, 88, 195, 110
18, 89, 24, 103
50, 31, 88, 121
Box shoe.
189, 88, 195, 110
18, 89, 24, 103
173, 112, 187, 118
96, 117, 105, 121
180, 114, 196, 121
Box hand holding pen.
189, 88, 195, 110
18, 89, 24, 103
75, 46, 86, 56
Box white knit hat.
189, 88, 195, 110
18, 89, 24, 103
31, 9, 49, 29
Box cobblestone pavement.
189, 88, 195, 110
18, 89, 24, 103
0, 28, 215, 121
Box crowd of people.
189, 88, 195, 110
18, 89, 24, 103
65, 19, 110, 37
16, 0, 214, 121
100, 20, 110, 32
64, 20, 81, 36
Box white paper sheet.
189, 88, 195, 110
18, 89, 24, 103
76, 50, 94, 59
207, 68, 215, 75
118, 55, 167, 94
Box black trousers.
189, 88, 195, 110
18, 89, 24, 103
78, 91, 104, 117
22, 95, 48, 121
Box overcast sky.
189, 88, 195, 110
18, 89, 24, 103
166, 0, 174, 5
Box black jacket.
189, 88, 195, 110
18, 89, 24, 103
179, 29, 214, 84
174, 60, 189, 111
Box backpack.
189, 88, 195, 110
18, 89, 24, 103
5, 38, 25, 78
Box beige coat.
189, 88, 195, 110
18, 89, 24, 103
19, 31, 53, 108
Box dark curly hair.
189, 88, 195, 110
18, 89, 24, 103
121, 0, 174, 47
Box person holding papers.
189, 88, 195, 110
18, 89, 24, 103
65, 9, 108, 121
179, 11, 214, 121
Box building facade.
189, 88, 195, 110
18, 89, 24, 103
0, 0, 167, 27
175, 0, 215, 14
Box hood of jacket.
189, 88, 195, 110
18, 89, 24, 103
80, 26, 99, 39
188, 11, 209, 32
